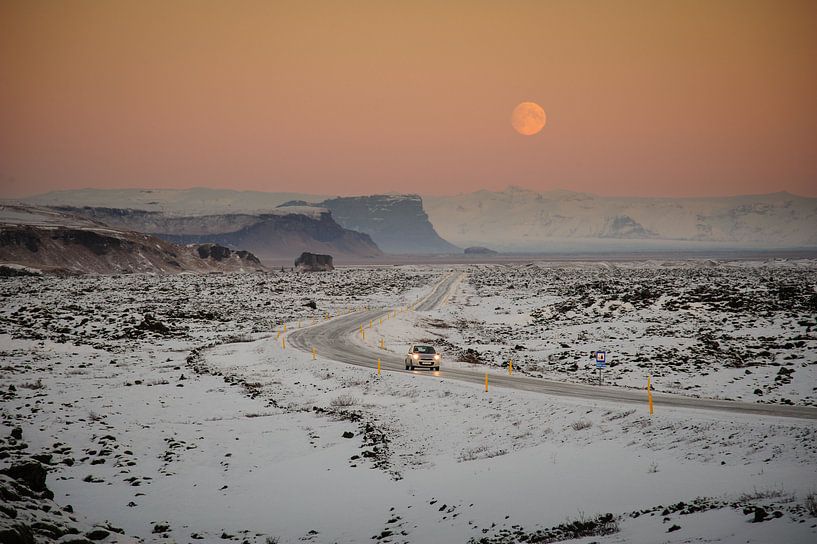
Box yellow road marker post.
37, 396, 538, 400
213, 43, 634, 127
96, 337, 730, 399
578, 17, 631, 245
312, 347, 317, 360
485, 372, 489, 392
282, 336, 286, 350
377, 358, 381, 376
369, 319, 373, 329
276, 330, 280, 340
509, 358, 513, 375
283, 323, 287, 332
360, 324, 365, 340
647, 375, 654, 415
379, 338, 385, 350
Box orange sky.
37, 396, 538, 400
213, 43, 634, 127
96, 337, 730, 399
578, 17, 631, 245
1, 0, 816, 198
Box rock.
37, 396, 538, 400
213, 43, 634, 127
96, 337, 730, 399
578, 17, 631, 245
31, 453, 52, 465
85, 528, 110, 540
461, 348, 481, 365
752, 507, 768, 522
196, 244, 232, 261
667, 524, 681, 532
10, 427, 22, 440
152, 523, 170, 534
0, 525, 35, 544
342, 431, 354, 439
303, 300, 318, 310
0, 502, 17, 518
137, 313, 170, 335
295, 252, 334, 272
0, 461, 47, 492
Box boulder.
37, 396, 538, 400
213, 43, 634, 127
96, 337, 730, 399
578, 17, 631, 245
196, 244, 231, 261
295, 252, 334, 272
0, 461, 47, 492
0, 524, 35, 544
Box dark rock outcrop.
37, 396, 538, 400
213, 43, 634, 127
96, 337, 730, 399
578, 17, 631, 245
295, 252, 334, 272
194, 243, 261, 265
0, 462, 47, 493
464, 246, 498, 255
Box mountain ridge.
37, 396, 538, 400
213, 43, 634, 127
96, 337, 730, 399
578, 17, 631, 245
0, 205, 266, 274
15, 186, 817, 252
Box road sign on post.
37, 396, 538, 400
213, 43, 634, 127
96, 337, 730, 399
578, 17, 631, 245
592, 351, 606, 385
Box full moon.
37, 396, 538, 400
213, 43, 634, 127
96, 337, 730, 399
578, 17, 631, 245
511, 101, 546, 135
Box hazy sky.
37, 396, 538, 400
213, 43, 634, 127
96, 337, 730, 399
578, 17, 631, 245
1, 0, 816, 198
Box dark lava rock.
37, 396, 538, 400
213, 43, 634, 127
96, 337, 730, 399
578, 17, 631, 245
137, 313, 170, 335
196, 244, 231, 261
752, 507, 768, 522
667, 524, 681, 532
0, 461, 47, 492
10, 427, 22, 440
303, 300, 318, 310
342, 431, 354, 439
295, 252, 334, 272
85, 528, 110, 540
461, 348, 481, 365
0, 524, 35, 544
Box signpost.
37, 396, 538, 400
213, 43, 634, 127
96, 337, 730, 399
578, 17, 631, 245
592, 350, 606, 385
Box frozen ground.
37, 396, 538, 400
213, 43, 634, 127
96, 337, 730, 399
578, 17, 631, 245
1, 263, 816, 543
376, 260, 817, 406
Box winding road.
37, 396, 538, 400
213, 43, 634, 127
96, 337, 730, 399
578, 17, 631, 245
289, 273, 817, 421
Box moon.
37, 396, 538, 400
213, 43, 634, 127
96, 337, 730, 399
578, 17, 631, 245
511, 101, 546, 135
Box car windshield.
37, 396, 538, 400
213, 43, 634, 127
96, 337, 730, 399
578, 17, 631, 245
414, 346, 435, 354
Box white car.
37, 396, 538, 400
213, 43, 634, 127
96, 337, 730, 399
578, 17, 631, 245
405, 345, 441, 371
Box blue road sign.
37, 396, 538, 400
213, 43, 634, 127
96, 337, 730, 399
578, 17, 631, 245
595, 351, 606, 369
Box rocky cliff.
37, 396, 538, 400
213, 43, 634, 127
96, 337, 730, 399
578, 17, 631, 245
0, 205, 265, 275
23, 189, 456, 256
319, 194, 459, 254
49, 206, 382, 261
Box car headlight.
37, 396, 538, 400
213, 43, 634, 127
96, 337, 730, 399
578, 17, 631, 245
412, 353, 419, 360
434, 354, 440, 360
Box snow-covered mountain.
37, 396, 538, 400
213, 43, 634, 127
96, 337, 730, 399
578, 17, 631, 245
17, 186, 817, 254
23, 187, 327, 217
423, 187, 817, 251
0, 205, 266, 274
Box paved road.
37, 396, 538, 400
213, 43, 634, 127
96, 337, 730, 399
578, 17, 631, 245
289, 273, 817, 421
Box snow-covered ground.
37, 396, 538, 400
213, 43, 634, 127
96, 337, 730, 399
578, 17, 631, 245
1, 263, 816, 543
373, 260, 817, 406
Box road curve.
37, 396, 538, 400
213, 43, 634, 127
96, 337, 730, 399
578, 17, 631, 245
288, 273, 817, 421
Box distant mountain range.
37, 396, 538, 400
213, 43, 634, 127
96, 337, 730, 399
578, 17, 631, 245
0, 205, 266, 274
45, 205, 382, 262
22, 188, 455, 256
16, 186, 817, 255
424, 187, 817, 251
